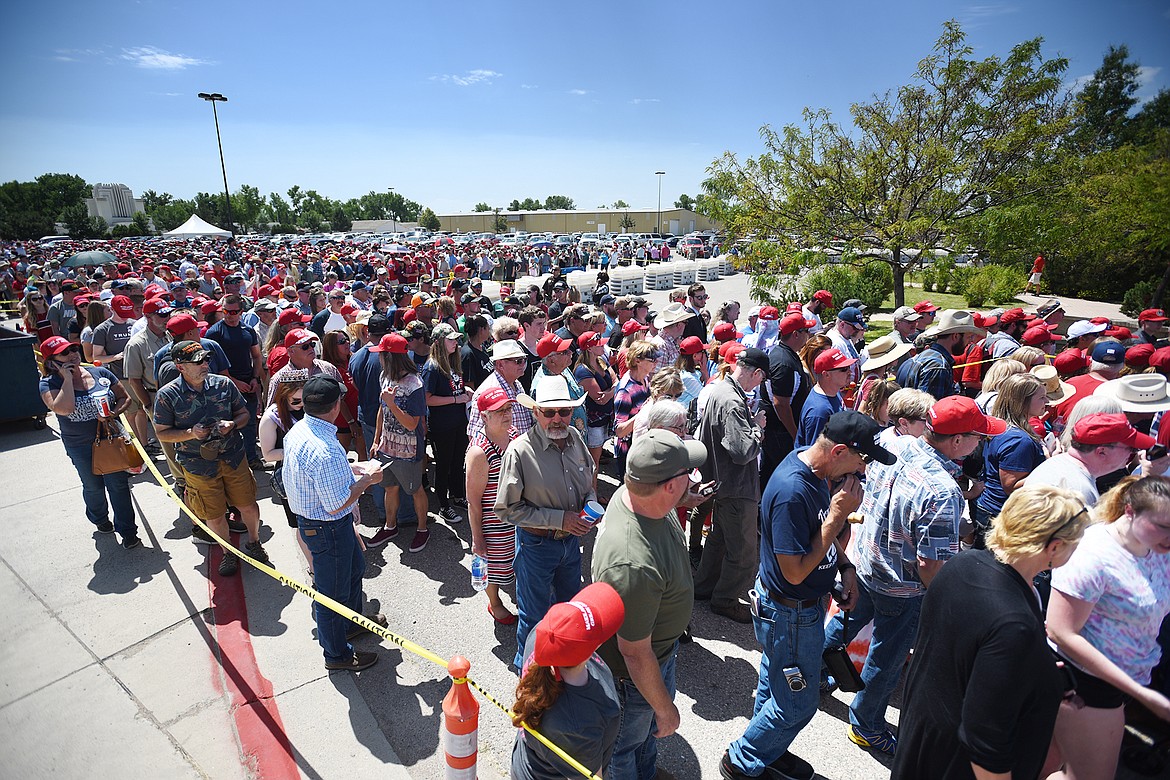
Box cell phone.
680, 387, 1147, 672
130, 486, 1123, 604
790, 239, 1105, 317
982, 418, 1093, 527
1148, 444, 1168, 461
698, 481, 721, 498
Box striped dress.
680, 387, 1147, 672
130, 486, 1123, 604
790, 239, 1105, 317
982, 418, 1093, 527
476, 429, 517, 586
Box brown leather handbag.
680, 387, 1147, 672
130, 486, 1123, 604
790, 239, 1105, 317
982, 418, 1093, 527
91, 418, 143, 475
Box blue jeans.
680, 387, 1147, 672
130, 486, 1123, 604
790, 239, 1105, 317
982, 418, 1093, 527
298, 514, 364, 665
63, 442, 137, 539
512, 529, 582, 669
608, 646, 678, 780
241, 391, 259, 463
822, 579, 921, 733
727, 579, 825, 775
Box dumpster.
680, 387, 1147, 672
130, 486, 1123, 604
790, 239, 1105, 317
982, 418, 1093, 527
0, 323, 47, 427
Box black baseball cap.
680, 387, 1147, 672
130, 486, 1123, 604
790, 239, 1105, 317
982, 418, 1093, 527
171, 340, 209, 364
737, 348, 770, 372
367, 313, 392, 337
302, 375, 344, 406
822, 410, 896, 465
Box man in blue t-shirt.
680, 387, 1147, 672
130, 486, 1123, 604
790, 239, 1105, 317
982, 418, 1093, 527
721, 410, 893, 780
795, 347, 855, 448
204, 294, 263, 467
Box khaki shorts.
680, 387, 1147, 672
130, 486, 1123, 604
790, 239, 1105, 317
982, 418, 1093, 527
184, 458, 257, 521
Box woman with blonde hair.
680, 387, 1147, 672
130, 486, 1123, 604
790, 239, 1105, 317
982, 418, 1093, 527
19, 289, 52, 342
1047, 476, 1170, 780
79, 300, 108, 362
858, 378, 900, 426
1010, 345, 1048, 369
892, 485, 1091, 780
975, 359, 1026, 413
424, 323, 471, 522
976, 374, 1048, 546
510, 583, 623, 779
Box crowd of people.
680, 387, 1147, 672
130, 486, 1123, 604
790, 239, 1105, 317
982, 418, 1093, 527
10, 234, 1170, 780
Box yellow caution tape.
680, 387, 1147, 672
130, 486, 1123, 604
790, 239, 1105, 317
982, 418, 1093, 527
117, 413, 602, 780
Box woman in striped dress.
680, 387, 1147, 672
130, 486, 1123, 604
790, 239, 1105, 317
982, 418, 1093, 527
466, 386, 520, 625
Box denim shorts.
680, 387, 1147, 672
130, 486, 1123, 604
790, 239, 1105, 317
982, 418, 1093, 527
585, 425, 609, 449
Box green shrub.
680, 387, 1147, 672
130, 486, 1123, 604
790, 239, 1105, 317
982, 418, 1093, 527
964, 273, 991, 308
921, 269, 935, 292
987, 265, 1027, 304
1122, 281, 1157, 318
950, 265, 976, 296
932, 257, 955, 293
801, 262, 893, 313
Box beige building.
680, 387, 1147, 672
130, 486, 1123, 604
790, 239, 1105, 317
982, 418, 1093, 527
85, 183, 146, 226
435, 207, 720, 236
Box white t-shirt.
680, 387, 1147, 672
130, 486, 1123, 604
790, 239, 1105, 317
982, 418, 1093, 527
1025, 452, 1099, 506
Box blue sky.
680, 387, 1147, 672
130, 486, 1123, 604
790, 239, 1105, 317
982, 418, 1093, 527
2, 0, 1167, 215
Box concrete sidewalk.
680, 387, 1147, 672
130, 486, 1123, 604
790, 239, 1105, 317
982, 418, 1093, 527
0, 417, 411, 780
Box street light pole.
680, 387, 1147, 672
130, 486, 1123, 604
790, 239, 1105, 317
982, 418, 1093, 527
197, 92, 234, 236
654, 170, 666, 236
387, 187, 397, 234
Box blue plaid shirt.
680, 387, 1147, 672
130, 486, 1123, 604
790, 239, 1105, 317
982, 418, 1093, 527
282, 414, 357, 521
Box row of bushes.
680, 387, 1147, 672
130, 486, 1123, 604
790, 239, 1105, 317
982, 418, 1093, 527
801, 262, 895, 312
922, 259, 1027, 308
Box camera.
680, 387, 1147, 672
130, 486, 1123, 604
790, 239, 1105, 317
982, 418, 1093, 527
782, 666, 807, 692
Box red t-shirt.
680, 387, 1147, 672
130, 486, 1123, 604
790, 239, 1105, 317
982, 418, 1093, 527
1053, 373, 1105, 425
1030, 255, 1045, 274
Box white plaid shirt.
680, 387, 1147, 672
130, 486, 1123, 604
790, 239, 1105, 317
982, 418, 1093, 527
282, 414, 357, 521
467, 370, 533, 441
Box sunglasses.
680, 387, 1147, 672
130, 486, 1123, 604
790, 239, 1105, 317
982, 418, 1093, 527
538, 408, 573, 418
1045, 505, 1089, 548
657, 470, 690, 485
54, 345, 81, 356
848, 447, 874, 464
289, 398, 304, 407
501, 330, 520, 338
222, 309, 242, 315
503, 356, 527, 364
180, 357, 209, 366
298, 342, 317, 351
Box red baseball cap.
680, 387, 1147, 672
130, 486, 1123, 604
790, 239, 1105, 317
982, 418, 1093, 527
278, 308, 311, 326
1072, 413, 1155, 449
532, 583, 625, 669
283, 328, 319, 349
1021, 324, 1058, 346
999, 307, 1028, 324
1151, 347, 1170, 372
476, 386, 513, 413
577, 331, 605, 350
111, 295, 135, 318
622, 319, 648, 336
722, 342, 746, 363
914, 300, 939, 314
785, 302, 804, 315
1090, 316, 1112, 326
258, 284, 276, 297
759, 305, 780, 321
200, 300, 220, 316
1054, 348, 1090, 375
368, 333, 408, 354
536, 333, 571, 358
1126, 343, 1156, 369
712, 322, 741, 342
166, 313, 199, 336
812, 290, 833, 305
680, 336, 708, 356
1139, 308, 1168, 323
339, 304, 357, 316
927, 396, 1008, 436
41, 336, 74, 357
813, 348, 857, 374
780, 312, 816, 337
142, 298, 172, 316
1104, 326, 1134, 341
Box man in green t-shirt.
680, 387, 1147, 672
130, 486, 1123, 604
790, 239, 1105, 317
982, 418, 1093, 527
592, 429, 705, 780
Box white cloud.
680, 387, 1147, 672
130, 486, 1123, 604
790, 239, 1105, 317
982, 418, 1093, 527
1065, 73, 1093, 95
1137, 65, 1163, 89
520, 84, 538, 89
53, 47, 105, 63
432, 69, 502, 86
121, 46, 209, 70
960, 4, 1018, 27
568, 89, 589, 96
629, 98, 661, 105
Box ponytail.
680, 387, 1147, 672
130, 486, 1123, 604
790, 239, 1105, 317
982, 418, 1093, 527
1095, 476, 1170, 524
511, 662, 563, 728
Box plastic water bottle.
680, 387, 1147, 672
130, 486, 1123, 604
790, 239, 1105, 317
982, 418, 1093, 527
471, 555, 488, 592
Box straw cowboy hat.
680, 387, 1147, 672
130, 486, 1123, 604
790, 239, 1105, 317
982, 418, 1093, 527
1030, 365, 1075, 405
923, 310, 984, 339
517, 375, 586, 409
1093, 374, 1170, 413
861, 335, 914, 374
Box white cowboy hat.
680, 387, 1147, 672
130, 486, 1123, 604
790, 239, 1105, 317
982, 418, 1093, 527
490, 339, 528, 361
517, 375, 586, 409
1093, 374, 1170, 413
653, 302, 693, 329
860, 335, 914, 374
923, 309, 984, 339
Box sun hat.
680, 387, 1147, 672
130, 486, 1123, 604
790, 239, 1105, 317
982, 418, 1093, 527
490, 339, 527, 362
923, 310, 984, 339
653, 302, 692, 329
1093, 374, 1170, 412
532, 583, 625, 669
860, 335, 913, 373
517, 375, 586, 409
1030, 365, 1075, 404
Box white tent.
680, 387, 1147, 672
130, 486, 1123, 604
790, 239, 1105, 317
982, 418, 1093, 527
164, 214, 231, 238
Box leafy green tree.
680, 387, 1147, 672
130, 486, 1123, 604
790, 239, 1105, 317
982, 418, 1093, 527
330, 206, 353, 232
87, 216, 109, 237
704, 21, 1070, 307
419, 207, 441, 231
300, 209, 324, 231
132, 211, 152, 235
287, 185, 304, 219
619, 212, 636, 231
519, 197, 543, 211
141, 189, 171, 213
544, 195, 575, 210
61, 203, 93, 237
0, 180, 54, 238
494, 214, 508, 232
110, 223, 145, 238
611, 199, 630, 209
473, 202, 492, 212
36, 173, 89, 219
508, 199, 522, 211
150, 201, 192, 232
1069, 44, 1141, 154
1130, 89, 1170, 144
674, 194, 695, 210
232, 185, 265, 233
268, 193, 294, 225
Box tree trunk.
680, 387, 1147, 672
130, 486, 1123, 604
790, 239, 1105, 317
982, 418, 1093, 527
892, 250, 906, 309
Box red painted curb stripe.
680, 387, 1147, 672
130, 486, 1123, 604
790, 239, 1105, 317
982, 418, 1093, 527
208, 545, 300, 779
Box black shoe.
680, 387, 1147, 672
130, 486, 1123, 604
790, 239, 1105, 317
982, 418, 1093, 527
325, 651, 378, 672
712, 602, 753, 624
249, 458, 266, 471
96, 521, 115, 534
244, 540, 270, 565
694, 590, 712, 602
218, 551, 239, 576
679, 623, 694, 644
191, 525, 215, 545
227, 519, 247, 534
765, 751, 815, 780
122, 536, 141, 550
720, 752, 751, 780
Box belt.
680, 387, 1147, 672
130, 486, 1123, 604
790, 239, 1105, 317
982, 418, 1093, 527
766, 588, 824, 610
522, 527, 570, 540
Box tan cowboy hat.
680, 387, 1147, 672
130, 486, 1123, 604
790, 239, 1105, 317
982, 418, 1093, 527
1093, 374, 1170, 413
1030, 365, 1075, 405
653, 302, 693, 329
517, 375, 586, 409
923, 309, 984, 339
861, 335, 914, 374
